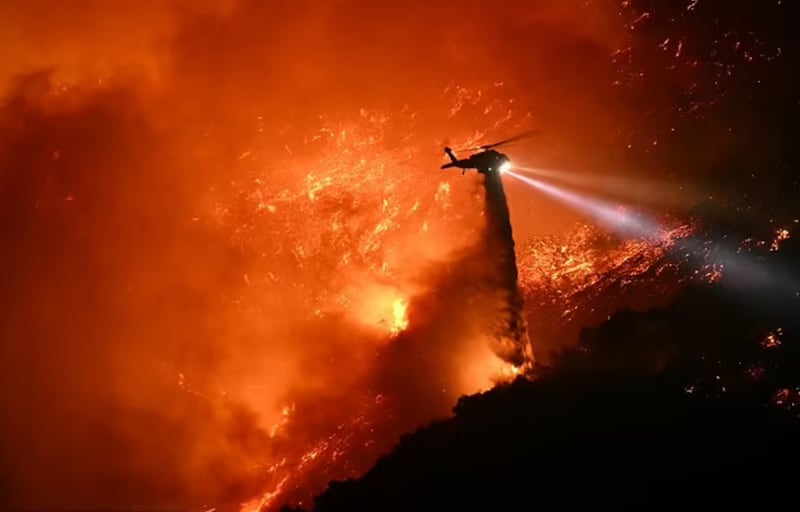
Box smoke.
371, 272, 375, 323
0, 74, 270, 510
5, 0, 772, 510
267, 168, 537, 507
326, 171, 534, 475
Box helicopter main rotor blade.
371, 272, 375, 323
457, 129, 543, 152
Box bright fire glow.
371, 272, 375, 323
391, 297, 409, 336
4, 2, 774, 511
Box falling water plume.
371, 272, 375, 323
482, 171, 534, 368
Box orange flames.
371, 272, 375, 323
217, 95, 541, 509
217, 106, 698, 509
390, 297, 410, 336
0, 2, 715, 512
518, 222, 696, 315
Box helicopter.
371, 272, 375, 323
441, 130, 541, 175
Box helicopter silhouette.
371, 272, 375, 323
441, 130, 541, 175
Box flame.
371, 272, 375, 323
236, 207, 700, 511
226, 116, 708, 509
453, 340, 520, 394
6, 2, 788, 510
220, 86, 543, 510
391, 297, 409, 336
1, 71, 711, 511
518, 222, 696, 320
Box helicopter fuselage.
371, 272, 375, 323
440, 130, 539, 175
441, 148, 511, 175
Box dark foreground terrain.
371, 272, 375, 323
287, 234, 800, 510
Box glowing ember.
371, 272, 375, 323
761, 329, 783, 349
771, 228, 790, 252
771, 388, 800, 414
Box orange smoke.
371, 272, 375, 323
0, 1, 683, 511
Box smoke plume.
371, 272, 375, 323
8, 0, 781, 509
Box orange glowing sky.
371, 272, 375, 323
0, 0, 643, 237
0, 1, 699, 511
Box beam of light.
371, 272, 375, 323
512, 165, 696, 207
677, 235, 799, 301
505, 171, 799, 300
505, 170, 666, 240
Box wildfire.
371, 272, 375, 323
7, 73, 730, 511
240, 476, 289, 512
222, 93, 724, 509
214, 84, 543, 511
517, 221, 695, 320
390, 297, 409, 336
2, 1, 795, 512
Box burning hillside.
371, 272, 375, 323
1, 1, 796, 512
243, 219, 707, 510
0, 76, 698, 511
518, 221, 699, 358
